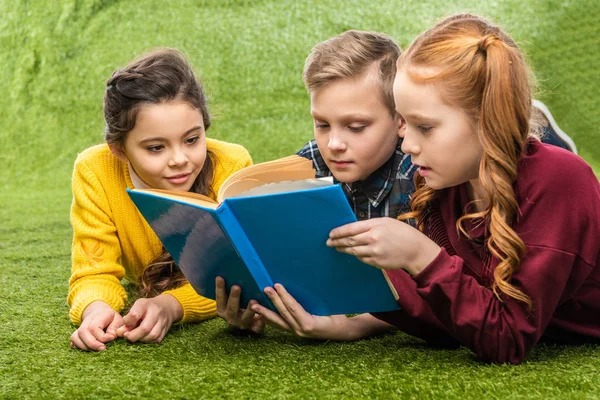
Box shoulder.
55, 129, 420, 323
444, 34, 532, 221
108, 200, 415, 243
517, 139, 597, 199
73, 143, 124, 177
207, 138, 251, 166
207, 138, 252, 190
75, 143, 112, 165
515, 139, 600, 261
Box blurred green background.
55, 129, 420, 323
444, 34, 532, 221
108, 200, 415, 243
1, 1, 598, 398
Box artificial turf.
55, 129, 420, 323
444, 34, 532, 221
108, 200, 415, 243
1, 0, 598, 398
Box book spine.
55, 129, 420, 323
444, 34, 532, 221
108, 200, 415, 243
217, 204, 275, 294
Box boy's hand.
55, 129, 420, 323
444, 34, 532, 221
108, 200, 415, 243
327, 217, 441, 275
70, 301, 122, 351
215, 277, 265, 334
116, 294, 183, 343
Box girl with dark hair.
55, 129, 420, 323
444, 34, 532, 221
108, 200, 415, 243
68, 48, 252, 351
251, 14, 600, 364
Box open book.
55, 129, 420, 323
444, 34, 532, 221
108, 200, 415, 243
128, 155, 399, 315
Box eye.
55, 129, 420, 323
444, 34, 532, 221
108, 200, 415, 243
147, 145, 164, 153
186, 135, 200, 145
314, 121, 330, 130
348, 125, 367, 133
418, 125, 433, 133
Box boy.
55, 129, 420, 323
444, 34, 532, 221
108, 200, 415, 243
216, 30, 415, 332
214, 31, 576, 333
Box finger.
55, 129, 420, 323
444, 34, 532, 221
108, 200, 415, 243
250, 315, 266, 334
70, 332, 91, 351
239, 300, 258, 329
272, 284, 314, 328
78, 327, 106, 351
122, 301, 146, 328
327, 230, 373, 249
334, 244, 373, 258
263, 286, 303, 333
251, 303, 291, 332
329, 220, 374, 240
215, 276, 227, 314
226, 285, 242, 320
123, 316, 155, 343
139, 323, 166, 343
105, 314, 123, 339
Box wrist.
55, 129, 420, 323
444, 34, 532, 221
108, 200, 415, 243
157, 294, 184, 323
82, 301, 113, 320
408, 238, 441, 275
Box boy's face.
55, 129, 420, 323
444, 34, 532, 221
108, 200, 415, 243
310, 66, 403, 183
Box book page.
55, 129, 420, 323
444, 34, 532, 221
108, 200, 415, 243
217, 155, 316, 201
233, 177, 334, 198
134, 189, 219, 209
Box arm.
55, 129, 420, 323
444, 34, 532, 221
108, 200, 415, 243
162, 283, 216, 323
252, 284, 396, 341
326, 217, 584, 363
411, 247, 585, 364
68, 160, 127, 325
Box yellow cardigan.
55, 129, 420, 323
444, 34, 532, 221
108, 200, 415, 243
68, 138, 252, 325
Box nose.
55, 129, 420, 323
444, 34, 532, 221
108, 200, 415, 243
327, 129, 347, 152
400, 127, 420, 156
168, 147, 189, 167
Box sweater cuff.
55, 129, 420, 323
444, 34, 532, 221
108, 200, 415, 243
68, 283, 127, 326
163, 283, 217, 324
412, 248, 456, 288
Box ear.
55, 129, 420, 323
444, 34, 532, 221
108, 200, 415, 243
395, 113, 407, 137
108, 143, 128, 162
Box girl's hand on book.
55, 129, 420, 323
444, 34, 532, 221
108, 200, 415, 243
327, 217, 441, 275
116, 294, 183, 343
216, 277, 265, 334
70, 301, 123, 351
251, 284, 356, 341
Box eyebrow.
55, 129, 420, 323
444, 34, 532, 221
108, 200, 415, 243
138, 126, 203, 144
402, 112, 437, 122
311, 111, 372, 122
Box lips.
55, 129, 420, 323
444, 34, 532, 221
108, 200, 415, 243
415, 164, 431, 177
330, 160, 353, 167
166, 172, 192, 185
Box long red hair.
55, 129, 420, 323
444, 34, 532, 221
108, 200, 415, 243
398, 14, 535, 307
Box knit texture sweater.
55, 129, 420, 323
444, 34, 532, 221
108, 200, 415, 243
68, 138, 252, 325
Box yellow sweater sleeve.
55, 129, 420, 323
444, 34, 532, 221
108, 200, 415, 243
161, 139, 253, 323
68, 160, 128, 325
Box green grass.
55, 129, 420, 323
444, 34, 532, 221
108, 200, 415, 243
1, 0, 599, 398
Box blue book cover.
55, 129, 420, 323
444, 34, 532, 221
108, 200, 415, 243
128, 183, 399, 315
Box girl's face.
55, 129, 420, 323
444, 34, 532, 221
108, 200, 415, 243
393, 69, 483, 194
115, 100, 207, 191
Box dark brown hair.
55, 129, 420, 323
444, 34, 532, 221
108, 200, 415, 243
103, 48, 215, 297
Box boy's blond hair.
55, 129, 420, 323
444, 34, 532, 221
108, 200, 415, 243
303, 30, 401, 116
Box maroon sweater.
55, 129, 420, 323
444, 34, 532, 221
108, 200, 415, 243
373, 140, 600, 364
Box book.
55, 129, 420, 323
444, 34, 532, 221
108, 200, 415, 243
127, 156, 399, 315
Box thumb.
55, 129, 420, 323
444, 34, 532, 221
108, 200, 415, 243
117, 302, 145, 335
105, 312, 124, 338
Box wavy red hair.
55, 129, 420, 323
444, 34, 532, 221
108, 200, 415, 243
398, 14, 535, 307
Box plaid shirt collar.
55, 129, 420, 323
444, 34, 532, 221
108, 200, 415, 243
297, 138, 409, 208
341, 146, 402, 208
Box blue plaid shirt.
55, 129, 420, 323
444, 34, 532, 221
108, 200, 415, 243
297, 139, 416, 221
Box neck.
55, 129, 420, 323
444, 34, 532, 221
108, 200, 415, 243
128, 163, 152, 190
466, 178, 489, 213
